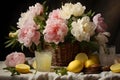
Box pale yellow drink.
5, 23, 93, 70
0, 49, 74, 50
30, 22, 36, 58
35, 50, 52, 72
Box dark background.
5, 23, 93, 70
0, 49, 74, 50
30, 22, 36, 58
0, 0, 120, 60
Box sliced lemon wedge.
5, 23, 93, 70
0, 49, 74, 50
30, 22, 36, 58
15, 64, 30, 73
32, 60, 36, 69
75, 53, 88, 64
110, 63, 120, 73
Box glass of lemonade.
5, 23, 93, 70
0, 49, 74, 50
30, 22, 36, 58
35, 50, 52, 72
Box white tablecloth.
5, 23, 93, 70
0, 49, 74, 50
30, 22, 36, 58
0, 61, 120, 80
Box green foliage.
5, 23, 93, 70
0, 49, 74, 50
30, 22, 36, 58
79, 41, 99, 53
3, 67, 20, 76
54, 67, 68, 76
83, 10, 95, 18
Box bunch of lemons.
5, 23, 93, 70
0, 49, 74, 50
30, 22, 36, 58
67, 52, 100, 73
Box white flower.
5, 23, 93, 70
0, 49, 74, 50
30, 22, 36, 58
60, 2, 85, 19
81, 16, 96, 36
17, 12, 36, 29
60, 3, 73, 19
72, 2, 86, 17
71, 16, 96, 42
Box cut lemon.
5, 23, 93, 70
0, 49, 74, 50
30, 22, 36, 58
75, 53, 88, 64
32, 60, 36, 69
110, 63, 120, 73
15, 64, 30, 73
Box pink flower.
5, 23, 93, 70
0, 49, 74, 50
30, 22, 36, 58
18, 26, 40, 47
5, 52, 26, 67
48, 9, 61, 19
43, 9, 68, 44
17, 12, 37, 29
16, 3, 43, 48
17, 3, 43, 29
43, 18, 68, 44
29, 3, 43, 15
93, 13, 108, 32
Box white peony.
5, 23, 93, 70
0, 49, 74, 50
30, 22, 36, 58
71, 16, 96, 42
81, 16, 96, 36
60, 2, 85, 19
72, 2, 86, 16
60, 3, 73, 19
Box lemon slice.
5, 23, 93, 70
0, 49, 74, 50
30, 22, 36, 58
110, 63, 120, 73
67, 60, 83, 73
32, 60, 36, 69
75, 53, 88, 64
15, 64, 30, 73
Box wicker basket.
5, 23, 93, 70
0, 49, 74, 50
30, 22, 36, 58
52, 41, 81, 66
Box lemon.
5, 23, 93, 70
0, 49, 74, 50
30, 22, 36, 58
32, 60, 36, 69
67, 60, 83, 73
88, 53, 100, 64
85, 59, 96, 68
75, 53, 88, 64
15, 64, 30, 73
110, 63, 120, 73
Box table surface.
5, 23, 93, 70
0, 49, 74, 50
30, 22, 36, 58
0, 61, 120, 80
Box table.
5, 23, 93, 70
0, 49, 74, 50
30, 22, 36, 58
0, 61, 120, 80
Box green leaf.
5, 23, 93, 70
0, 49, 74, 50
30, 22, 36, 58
10, 26, 18, 31
83, 10, 95, 18
3, 67, 20, 76
5, 37, 19, 48
54, 67, 68, 76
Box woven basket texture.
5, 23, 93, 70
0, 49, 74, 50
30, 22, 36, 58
52, 41, 81, 66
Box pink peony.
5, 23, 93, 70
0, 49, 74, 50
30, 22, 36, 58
43, 9, 68, 44
93, 13, 108, 32
17, 13, 37, 29
18, 26, 40, 47
48, 9, 61, 19
5, 52, 26, 67
16, 3, 42, 48
17, 3, 43, 29
43, 18, 68, 44
29, 3, 43, 15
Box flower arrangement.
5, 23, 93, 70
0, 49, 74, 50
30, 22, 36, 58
5, 2, 110, 60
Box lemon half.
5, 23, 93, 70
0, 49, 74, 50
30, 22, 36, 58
110, 63, 120, 73
75, 53, 88, 64
15, 64, 30, 73
32, 60, 36, 69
